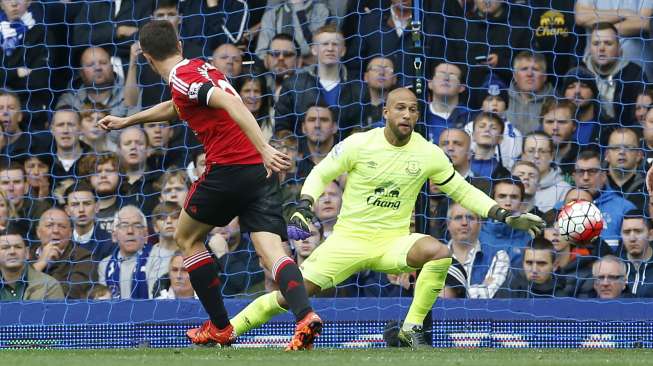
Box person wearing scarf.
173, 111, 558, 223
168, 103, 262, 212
98, 205, 153, 299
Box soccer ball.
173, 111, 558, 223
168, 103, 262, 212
557, 200, 603, 244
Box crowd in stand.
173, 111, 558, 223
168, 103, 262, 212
1, 0, 653, 301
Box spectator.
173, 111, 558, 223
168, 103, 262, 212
574, 149, 637, 246
362, 57, 398, 128
296, 103, 338, 179
178, 0, 251, 58
591, 255, 631, 299
425, 62, 472, 143
617, 212, 653, 297
291, 219, 323, 266
464, 81, 523, 170
347, 0, 443, 81
446, 202, 509, 299
605, 128, 646, 209
512, 160, 541, 214
635, 89, 653, 125
314, 180, 343, 238
147, 202, 181, 296
495, 237, 567, 298
0, 227, 64, 301
23, 154, 52, 202
211, 43, 243, 79
79, 103, 116, 153
143, 120, 187, 171
507, 52, 553, 133
479, 177, 532, 263
0, 91, 49, 159
255, 0, 329, 60
156, 171, 189, 208
63, 181, 114, 262
540, 98, 579, 175
0, 160, 50, 238
78, 153, 124, 233
516, 0, 581, 84
559, 66, 604, 147
269, 133, 301, 219
581, 23, 647, 124
0, 0, 52, 129
521, 131, 571, 212
446, 0, 531, 108
71, 0, 150, 63
57, 46, 130, 117
0, 190, 16, 233
117, 127, 160, 216
469, 112, 510, 179
233, 75, 273, 141
263, 33, 302, 102
155, 252, 196, 300
32, 207, 96, 299
542, 209, 573, 270
49, 109, 90, 186
274, 23, 368, 136
98, 205, 153, 299
438, 128, 473, 177
575, 1, 653, 79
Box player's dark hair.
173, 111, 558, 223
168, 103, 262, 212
139, 20, 180, 61
525, 237, 555, 263
473, 111, 505, 134
64, 179, 96, 205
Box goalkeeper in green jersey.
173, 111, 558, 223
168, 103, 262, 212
231, 88, 544, 348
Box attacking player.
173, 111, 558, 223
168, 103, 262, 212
98, 20, 321, 351
228, 87, 544, 348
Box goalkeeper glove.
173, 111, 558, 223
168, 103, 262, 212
489, 205, 544, 238
506, 213, 544, 238
287, 199, 316, 240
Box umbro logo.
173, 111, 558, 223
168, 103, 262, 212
367, 161, 378, 169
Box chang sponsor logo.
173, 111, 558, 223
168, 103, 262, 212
367, 185, 401, 210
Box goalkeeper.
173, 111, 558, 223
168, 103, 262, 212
231, 88, 543, 348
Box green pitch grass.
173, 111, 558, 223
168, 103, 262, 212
3, 348, 653, 366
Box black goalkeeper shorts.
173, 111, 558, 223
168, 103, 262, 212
184, 163, 288, 241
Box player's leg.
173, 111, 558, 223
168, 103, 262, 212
375, 233, 452, 348
175, 209, 235, 344
231, 232, 367, 348
251, 231, 314, 323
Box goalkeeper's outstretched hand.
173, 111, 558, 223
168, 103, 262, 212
287, 199, 316, 240
506, 212, 544, 238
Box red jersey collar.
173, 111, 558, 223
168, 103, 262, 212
168, 58, 190, 84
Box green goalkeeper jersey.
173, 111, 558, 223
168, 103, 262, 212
302, 128, 498, 238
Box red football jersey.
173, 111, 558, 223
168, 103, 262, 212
168, 58, 262, 165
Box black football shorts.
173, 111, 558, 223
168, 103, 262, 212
184, 163, 288, 240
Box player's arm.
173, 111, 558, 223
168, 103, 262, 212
288, 140, 354, 240
205, 84, 290, 174
98, 100, 178, 130
430, 147, 544, 237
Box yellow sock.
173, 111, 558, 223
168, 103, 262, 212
231, 291, 287, 336
403, 257, 452, 328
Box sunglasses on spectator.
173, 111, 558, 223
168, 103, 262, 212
594, 275, 624, 282
267, 50, 296, 58
573, 168, 601, 176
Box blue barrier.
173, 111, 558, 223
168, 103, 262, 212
1, 299, 652, 349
